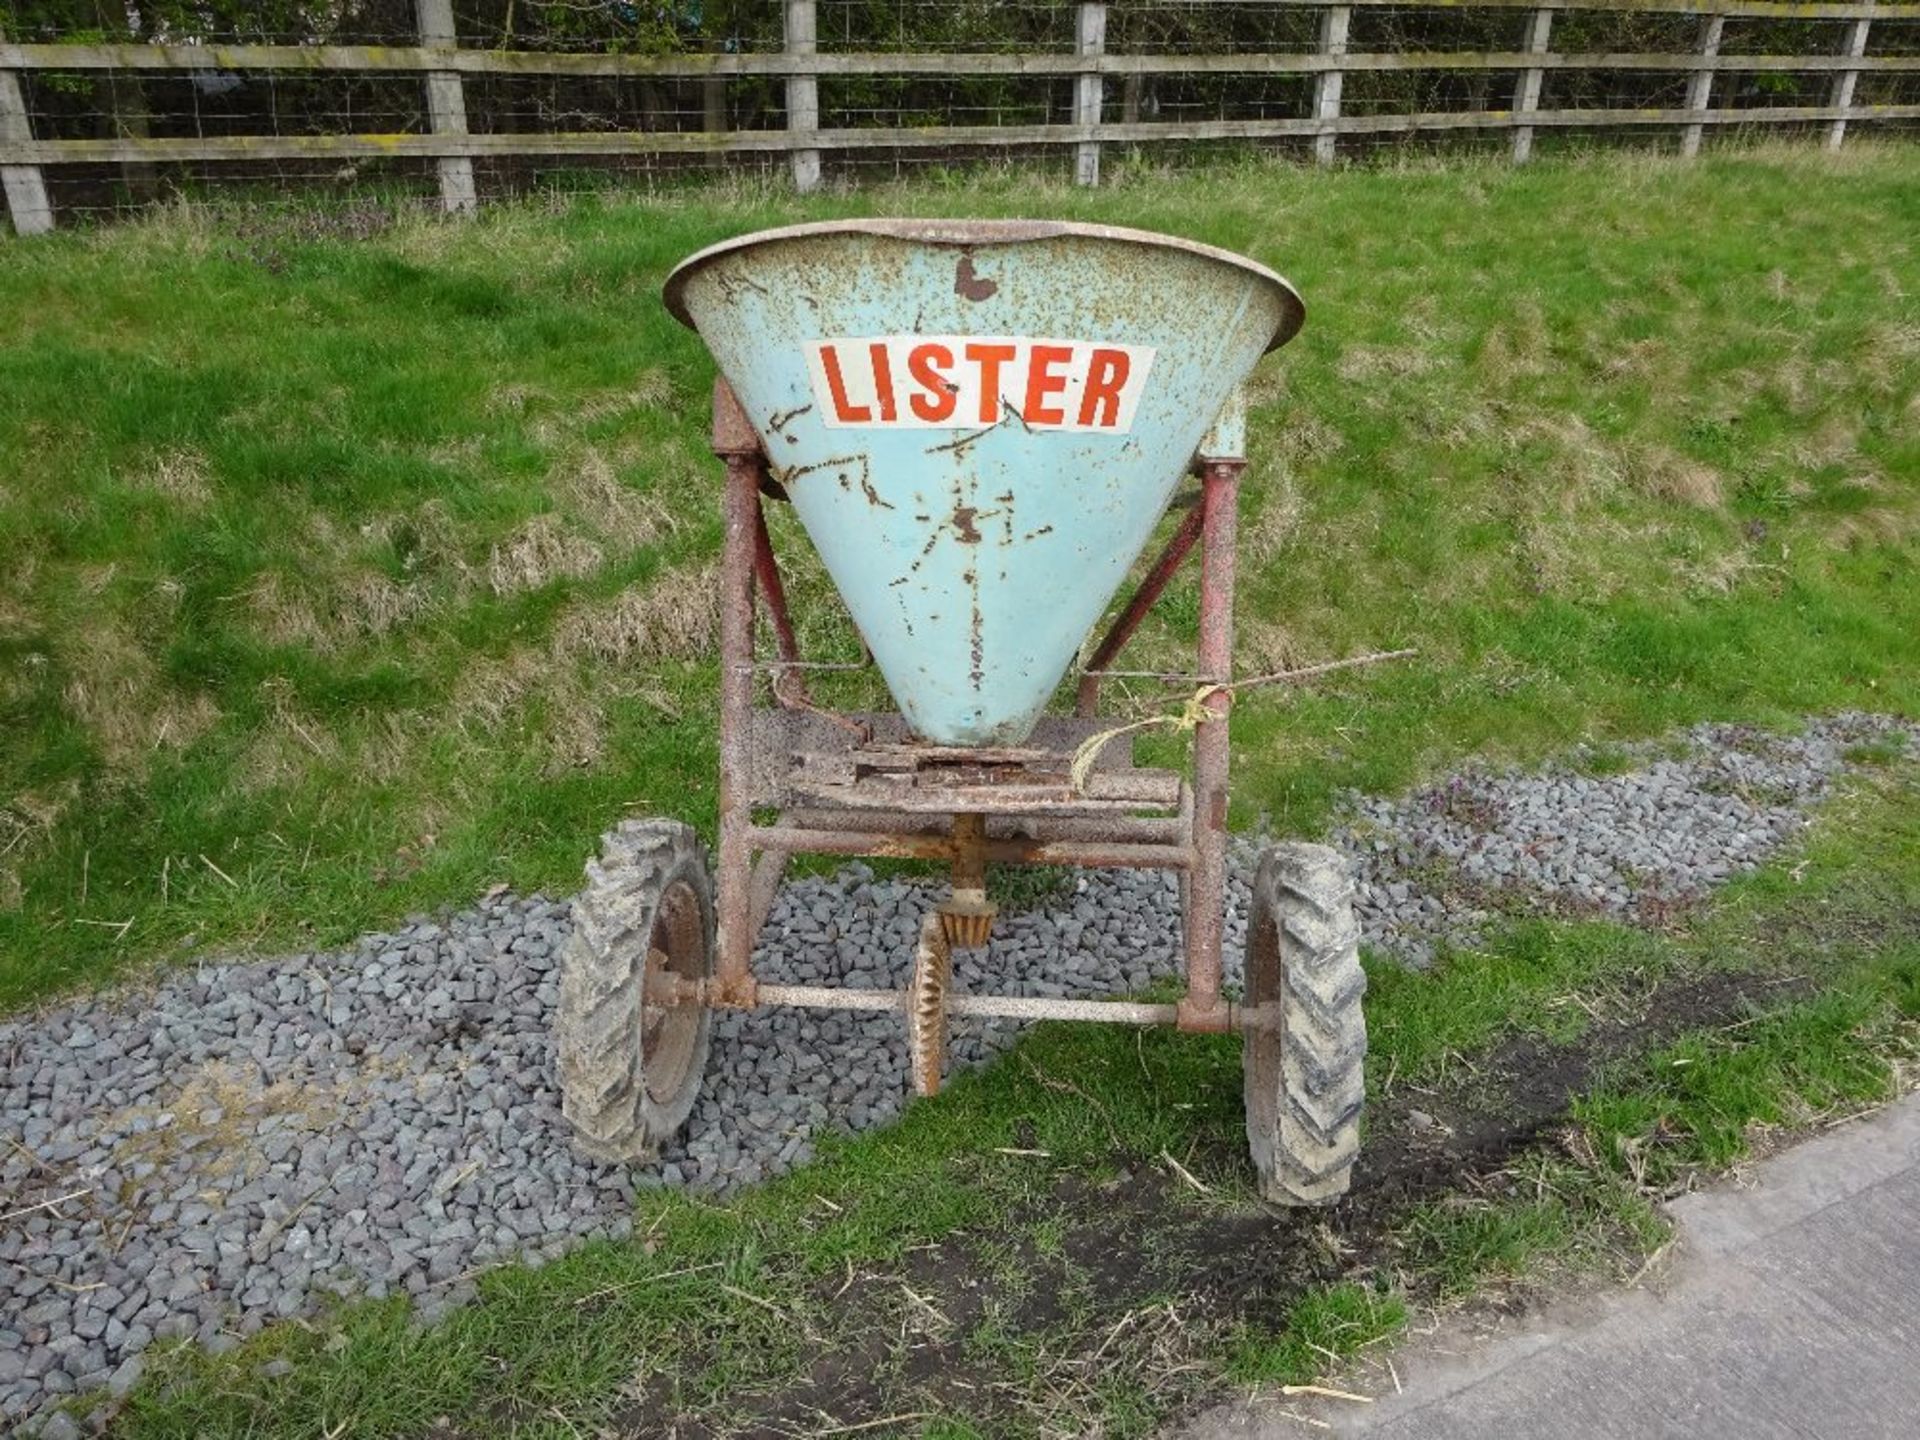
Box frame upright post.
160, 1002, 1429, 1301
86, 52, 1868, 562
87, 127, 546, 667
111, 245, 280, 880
1180, 453, 1243, 1034
713, 380, 764, 1007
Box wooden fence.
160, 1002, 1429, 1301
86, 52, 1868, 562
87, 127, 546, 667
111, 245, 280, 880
4, 0, 1917, 235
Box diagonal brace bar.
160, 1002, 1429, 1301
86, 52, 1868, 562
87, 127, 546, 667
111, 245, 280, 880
1075, 502, 1206, 716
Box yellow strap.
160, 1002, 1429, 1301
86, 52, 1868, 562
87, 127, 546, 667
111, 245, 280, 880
1068, 684, 1227, 795
1065, 648, 1419, 795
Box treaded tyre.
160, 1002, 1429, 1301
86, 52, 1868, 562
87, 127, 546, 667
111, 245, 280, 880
557, 820, 714, 1161
1243, 842, 1367, 1205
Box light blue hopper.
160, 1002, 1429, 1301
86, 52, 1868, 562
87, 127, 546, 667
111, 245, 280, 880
665, 220, 1303, 746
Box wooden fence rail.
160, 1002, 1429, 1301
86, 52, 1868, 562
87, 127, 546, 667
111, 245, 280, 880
3, 0, 1914, 235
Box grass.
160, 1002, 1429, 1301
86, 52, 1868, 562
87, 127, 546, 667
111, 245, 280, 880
93, 762, 1920, 1437
3, 141, 1917, 1435
2, 142, 1917, 1006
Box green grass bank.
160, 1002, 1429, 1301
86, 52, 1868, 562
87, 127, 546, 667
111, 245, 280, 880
2, 143, 1916, 1008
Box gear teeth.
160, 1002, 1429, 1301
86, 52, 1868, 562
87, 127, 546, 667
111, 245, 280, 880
937, 902, 996, 949
908, 915, 953, 1098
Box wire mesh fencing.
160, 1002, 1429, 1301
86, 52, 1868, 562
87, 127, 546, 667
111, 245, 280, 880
2, 0, 1915, 229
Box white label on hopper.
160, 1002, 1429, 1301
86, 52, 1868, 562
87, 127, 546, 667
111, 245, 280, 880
804, 336, 1155, 433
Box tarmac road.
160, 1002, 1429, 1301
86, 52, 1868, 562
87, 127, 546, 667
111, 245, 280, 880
1181, 1091, 1920, 1440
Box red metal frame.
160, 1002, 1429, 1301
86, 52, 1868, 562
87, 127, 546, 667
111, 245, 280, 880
706, 378, 1245, 1034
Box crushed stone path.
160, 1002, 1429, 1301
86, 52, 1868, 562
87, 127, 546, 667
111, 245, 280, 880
0, 712, 1911, 1432
1178, 1090, 1920, 1440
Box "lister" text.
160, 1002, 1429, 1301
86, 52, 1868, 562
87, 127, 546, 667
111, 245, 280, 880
803, 336, 1155, 433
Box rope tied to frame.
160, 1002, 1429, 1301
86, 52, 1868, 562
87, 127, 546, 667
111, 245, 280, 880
1067, 648, 1419, 795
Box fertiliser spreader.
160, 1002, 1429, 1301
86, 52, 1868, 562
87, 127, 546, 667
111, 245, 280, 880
555, 220, 1369, 1204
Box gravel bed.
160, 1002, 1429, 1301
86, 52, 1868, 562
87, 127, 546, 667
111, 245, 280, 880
0, 711, 1910, 1432
1338, 711, 1916, 965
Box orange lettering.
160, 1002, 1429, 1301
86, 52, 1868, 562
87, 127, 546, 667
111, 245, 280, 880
818, 343, 871, 424
907, 342, 958, 422
1077, 347, 1131, 428
1022, 344, 1073, 426
964, 342, 1018, 425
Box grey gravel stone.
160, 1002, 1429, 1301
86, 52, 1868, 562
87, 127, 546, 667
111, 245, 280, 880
0, 711, 1908, 1433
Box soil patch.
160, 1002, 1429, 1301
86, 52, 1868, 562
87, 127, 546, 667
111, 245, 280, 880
604, 965, 1796, 1438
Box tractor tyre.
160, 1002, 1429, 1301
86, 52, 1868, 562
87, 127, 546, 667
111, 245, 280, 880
557, 820, 714, 1161
1243, 842, 1368, 1205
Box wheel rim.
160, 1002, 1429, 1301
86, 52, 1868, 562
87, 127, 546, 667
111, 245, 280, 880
641, 878, 708, 1106
1243, 905, 1282, 1141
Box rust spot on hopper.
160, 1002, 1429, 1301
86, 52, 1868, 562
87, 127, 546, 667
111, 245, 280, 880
954, 255, 998, 302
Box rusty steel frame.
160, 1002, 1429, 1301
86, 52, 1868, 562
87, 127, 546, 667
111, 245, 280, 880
706, 378, 1243, 1037
760, 985, 1196, 1027
1075, 500, 1206, 717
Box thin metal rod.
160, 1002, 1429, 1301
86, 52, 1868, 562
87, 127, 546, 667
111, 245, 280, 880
753, 984, 1186, 1026
951, 994, 1182, 1024
778, 807, 1187, 846
1076, 503, 1206, 716
751, 498, 809, 703
745, 847, 790, 950
757, 984, 901, 1012
747, 824, 1193, 871
1179, 459, 1242, 1033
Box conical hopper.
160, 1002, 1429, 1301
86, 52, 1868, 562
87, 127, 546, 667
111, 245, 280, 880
665, 219, 1303, 746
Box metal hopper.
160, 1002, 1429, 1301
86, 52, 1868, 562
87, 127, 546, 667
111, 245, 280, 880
665, 219, 1303, 746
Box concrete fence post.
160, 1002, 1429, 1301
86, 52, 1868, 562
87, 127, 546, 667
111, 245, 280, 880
1074, 2, 1107, 186
1828, 8, 1875, 150
415, 0, 477, 214
0, 25, 53, 235
1512, 8, 1553, 164
1313, 7, 1351, 167
1681, 15, 1726, 158
786, 0, 821, 193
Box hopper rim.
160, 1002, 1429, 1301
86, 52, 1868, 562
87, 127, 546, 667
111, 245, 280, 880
662, 217, 1304, 352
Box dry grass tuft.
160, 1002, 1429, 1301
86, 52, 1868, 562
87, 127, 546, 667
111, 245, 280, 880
1336, 343, 1436, 383
576, 368, 678, 426
452, 647, 545, 735
487, 381, 550, 417
1628, 446, 1724, 509
552, 561, 720, 666
1509, 414, 1628, 503
1243, 467, 1306, 559
110, 1057, 347, 1189
554, 448, 677, 553
350, 573, 433, 636
1239, 617, 1308, 674
486, 513, 604, 596
1826, 506, 1920, 550
1, 781, 79, 911
129, 448, 214, 505
246, 565, 430, 650
61, 622, 221, 773
1600, 338, 1667, 383
1475, 298, 1552, 384
1790, 416, 1862, 472
243, 570, 331, 650
1681, 548, 1785, 597
451, 647, 675, 773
